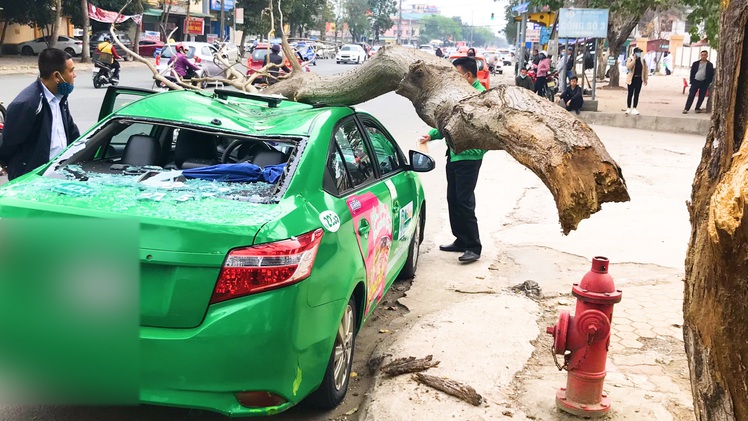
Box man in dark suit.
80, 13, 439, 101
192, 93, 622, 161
683, 50, 715, 114
0, 48, 79, 180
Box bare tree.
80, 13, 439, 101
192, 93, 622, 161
80, 0, 91, 63
49, 0, 62, 49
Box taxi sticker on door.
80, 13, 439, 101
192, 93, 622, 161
319, 210, 341, 232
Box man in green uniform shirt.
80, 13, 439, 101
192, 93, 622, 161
418, 57, 487, 263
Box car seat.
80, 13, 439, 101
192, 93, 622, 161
121, 134, 162, 166
173, 130, 220, 169
251, 149, 287, 167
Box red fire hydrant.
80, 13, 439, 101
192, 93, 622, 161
546, 256, 622, 418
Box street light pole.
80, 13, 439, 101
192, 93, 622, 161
397, 0, 403, 45
220, 1, 225, 41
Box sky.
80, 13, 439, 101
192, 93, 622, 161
403, 0, 509, 35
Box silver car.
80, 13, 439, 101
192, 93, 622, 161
18, 36, 83, 56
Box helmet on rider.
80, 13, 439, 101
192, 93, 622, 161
176, 43, 185, 53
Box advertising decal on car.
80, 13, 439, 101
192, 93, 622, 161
398, 201, 413, 241
346, 192, 393, 315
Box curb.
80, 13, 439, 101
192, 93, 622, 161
578, 112, 710, 136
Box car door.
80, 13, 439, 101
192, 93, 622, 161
98, 86, 156, 121
357, 115, 418, 271
324, 116, 395, 317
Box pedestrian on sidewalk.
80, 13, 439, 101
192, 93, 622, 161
559, 76, 583, 114
419, 57, 486, 263
683, 50, 714, 114
625, 48, 648, 115
516, 67, 534, 91
535, 52, 550, 97
663, 52, 672, 76
0, 48, 79, 181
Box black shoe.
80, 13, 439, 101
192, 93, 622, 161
575, 109, 580, 115
458, 251, 480, 262
439, 242, 465, 252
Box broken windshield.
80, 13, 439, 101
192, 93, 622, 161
42, 119, 299, 203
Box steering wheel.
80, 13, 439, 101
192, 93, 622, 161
221, 138, 272, 164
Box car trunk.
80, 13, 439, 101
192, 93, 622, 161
0, 176, 280, 328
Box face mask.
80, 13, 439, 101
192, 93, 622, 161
520, 74, 526, 79
56, 72, 74, 96
635, 52, 642, 58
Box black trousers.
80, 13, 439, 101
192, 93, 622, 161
535, 76, 547, 96
446, 157, 482, 255
565, 97, 583, 111
685, 80, 709, 111
627, 77, 643, 108
111, 59, 120, 78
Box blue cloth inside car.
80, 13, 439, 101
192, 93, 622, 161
182, 163, 286, 183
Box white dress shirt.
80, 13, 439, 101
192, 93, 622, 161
41, 83, 67, 160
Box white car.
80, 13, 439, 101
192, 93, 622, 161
419, 44, 435, 55
156, 42, 230, 78
336, 44, 367, 64
18, 36, 83, 56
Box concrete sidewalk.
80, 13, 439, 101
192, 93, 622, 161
0, 54, 148, 76
578, 68, 712, 136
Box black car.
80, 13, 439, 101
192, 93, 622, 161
89, 31, 132, 59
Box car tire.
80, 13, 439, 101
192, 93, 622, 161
336, 60, 340, 64
307, 297, 356, 409
398, 207, 423, 280
64, 47, 76, 56
21, 46, 34, 56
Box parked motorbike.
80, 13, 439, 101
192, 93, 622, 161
92, 59, 119, 89
544, 70, 559, 101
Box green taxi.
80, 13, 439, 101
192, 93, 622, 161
0, 87, 434, 416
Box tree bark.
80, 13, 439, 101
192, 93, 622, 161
265, 45, 630, 234
412, 373, 483, 406
684, 0, 748, 419
380, 355, 440, 377
49, 0, 62, 49
80, 0, 91, 63
0, 19, 8, 57
606, 13, 640, 88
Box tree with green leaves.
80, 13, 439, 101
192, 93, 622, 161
419, 15, 462, 45
682, 0, 719, 44
369, 0, 396, 43
0, 0, 56, 54
531, 0, 670, 88
503, 0, 521, 45
344, 0, 369, 43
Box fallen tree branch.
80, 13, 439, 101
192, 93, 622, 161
412, 372, 483, 406
263, 45, 630, 234
380, 355, 440, 377
451, 289, 497, 295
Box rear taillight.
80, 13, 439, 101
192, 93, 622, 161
210, 229, 324, 304
155, 55, 160, 65
195, 56, 201, 63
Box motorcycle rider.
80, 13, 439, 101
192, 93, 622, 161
264, 44, 290, 85
96, 35, 121, 81
168, 43, 200, 80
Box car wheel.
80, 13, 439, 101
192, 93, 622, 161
336, 60, 340, 64
308, 297, 356, 409
21, 46, 34, 56
64, 47, 75, 56
398, 208, 423, 279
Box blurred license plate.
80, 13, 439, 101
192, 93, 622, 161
547, 81, 556, 88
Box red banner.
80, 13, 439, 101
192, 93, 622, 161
185, 17, 204, 36
88, 3, 142, 25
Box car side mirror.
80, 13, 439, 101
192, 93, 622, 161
409, 150, 435, 173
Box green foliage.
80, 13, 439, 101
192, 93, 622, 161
237, 0, 271, 38
344, 0, 370, 42
470, 26, 497, 47
0, 0, 56, 29
503, 0, 521, 44
682, 0, 719, 44
369, 0, 396, 41
419, 14, 463, 44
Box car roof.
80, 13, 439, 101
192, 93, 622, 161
112, 90, 352, 137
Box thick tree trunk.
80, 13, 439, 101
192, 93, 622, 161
265, 46, 630, 234
606, 13, 640, 88
684, 1, 748, 420
80, 0, 91, 63
0, 19, 8, 57
49, 0, 62, 49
